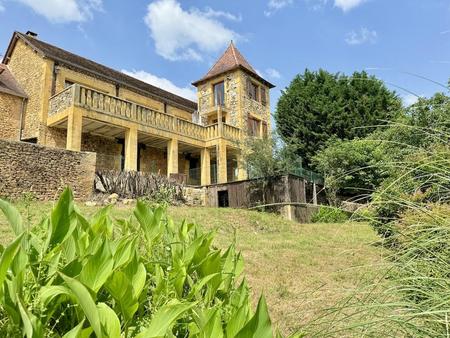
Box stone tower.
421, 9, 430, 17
192, 42, 275, 137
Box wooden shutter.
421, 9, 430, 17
261, 87, 266, 106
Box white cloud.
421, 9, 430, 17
15, 0, 102, 23
334, 0, 366, 12
202, 7, 242, 22
122, 69, 197, 102
0, 2, 4, 12
145, 0, 240, 61
265, 0, 293, 16
345, 27, 377, 45
265, 68, 282, 79
402, 94, 420, 107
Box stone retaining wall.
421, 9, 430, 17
0, 139, 96, 200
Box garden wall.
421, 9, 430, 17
0, 139, 96, 200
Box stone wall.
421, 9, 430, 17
0, 139, 96, 200
0, 92, 22, 141
240, 72, 271, 132
183, 186, 206, 206
81, 134, 122, 171
7, 39, 47, 140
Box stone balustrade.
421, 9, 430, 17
49, 86, 74, 117
49, 84, 242, 143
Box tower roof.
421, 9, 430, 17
192, 42, 275, 88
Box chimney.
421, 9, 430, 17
26, 31, 38, 37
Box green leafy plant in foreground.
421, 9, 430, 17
0, 188, 300, 337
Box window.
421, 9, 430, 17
212, 116, 226, 124
261, 87, 266, 106
213, 81, 225, 106
247, 117, 260, 137
262, 122, 268, 137
247, 80, 259, 101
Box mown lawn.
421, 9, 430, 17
0, 200, 385, 336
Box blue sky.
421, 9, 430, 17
1, 0, 450, 115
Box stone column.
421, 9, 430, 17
217, 140, 227, 184
124, 126, 138, 171
167, 138, 179, 178
200, 147, 211, 186
237, 152, 248, 181
66, 107, 82, 151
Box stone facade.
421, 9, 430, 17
197, 70, 241, 127
0, 139, 96, 200
6, 39, 48, 140
196, 70, 271, 133
0, 92, 22, 141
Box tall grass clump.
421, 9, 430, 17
307, 93, 450, 336
0, 188, 300, 337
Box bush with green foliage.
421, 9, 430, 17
275, 69, 401, 168
311, 206, 349, 224
0, 189, 300, 337
312, 137, 387, 202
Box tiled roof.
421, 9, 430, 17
192, 42, 275, 88
0, 64, 27, 98
3, 32, 197, 112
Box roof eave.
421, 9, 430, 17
192, 65, 275, 89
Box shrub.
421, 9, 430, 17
95, 170, 185, 204
0, 188, 298, 337
311, 206, 349, 223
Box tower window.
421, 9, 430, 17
247, 117, 260, 137
213, 81, 225, 106
247, 80, 259, 101
261, 87, 266, 106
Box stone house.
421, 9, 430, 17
0, 31, 274, 185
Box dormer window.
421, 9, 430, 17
213, 81, 225, 106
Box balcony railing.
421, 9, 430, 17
49, 84, 241, 143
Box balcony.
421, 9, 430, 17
48, 84, 241, 144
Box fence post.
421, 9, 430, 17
313, 182, 318, 205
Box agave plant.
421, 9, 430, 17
0, 188, 301, 337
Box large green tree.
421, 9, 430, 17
275, 69, 402, 168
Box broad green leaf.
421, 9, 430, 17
60, 273, 103, 338
40, 285, 72, 307
105, 271, 138, 321
49, 188, 75, 247
134, 201, 162, 245
0, 233, 24, 298
97, 302, 121, 338
113, 236, 136, 269
226, 303, 250, 338
62, 320, 85, 338
122, 258, 146, 299
194, 307, 224, 338
188, 273, 219, 300
136, 301, 196, 338
235, 295, 273, 338
0, 199, 23, 236
80, 240, 114, 293
18, 297, 43, 338
170, 257, 187, 298
90, 205, 113, 237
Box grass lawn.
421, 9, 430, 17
0, 200, 385, 336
